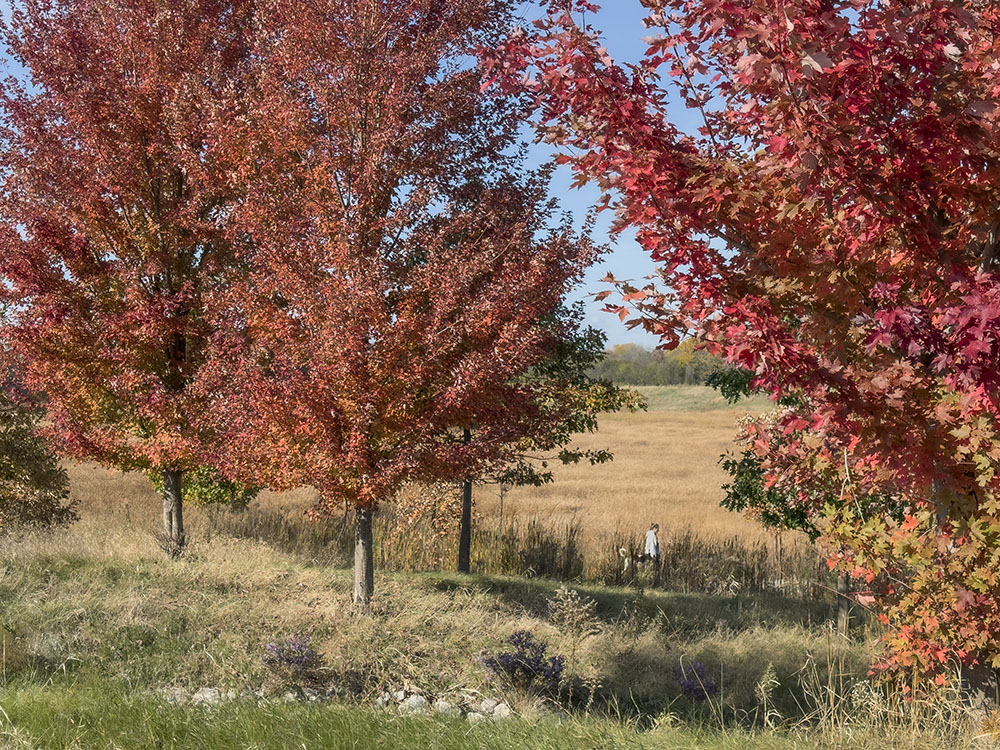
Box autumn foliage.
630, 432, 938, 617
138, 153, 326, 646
489, 0, 1000, 678
185, 0, 598, 608
0, 0, 257, 555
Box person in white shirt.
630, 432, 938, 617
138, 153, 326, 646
644, 523, 660, 562
645, 523, 662, 585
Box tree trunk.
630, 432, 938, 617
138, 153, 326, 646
836, 571, 851, 636
353, 506, 374, 612
497, 483, 508, 533
457, 427, 473, 574
458, 478, 473, 574
161, 468, 185, 558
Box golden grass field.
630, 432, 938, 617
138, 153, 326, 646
63, 385, 779, 556
3, 387, 975, 750
480, 386, 777, 547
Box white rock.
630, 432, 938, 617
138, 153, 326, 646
479, 698, 498, 714
191, 687, 221, 705
399, 694, 429, 715
467, 711, 489, 724
434, 699, 461, 718
281, 691, 298, 703
492, 702, 512, 719
393, 690, 408, 703
375, 692, 392, 708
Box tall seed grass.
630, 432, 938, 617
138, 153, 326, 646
203, 502, 831, 599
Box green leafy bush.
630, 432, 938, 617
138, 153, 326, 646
0, 394, 74, 531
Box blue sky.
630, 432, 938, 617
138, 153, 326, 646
518, 2, 667, 348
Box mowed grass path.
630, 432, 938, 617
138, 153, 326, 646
489, 386, 776, 546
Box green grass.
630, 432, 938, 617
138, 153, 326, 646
0, 680, 980, 750
0, 681, 821, 750
632, 386, 772, 413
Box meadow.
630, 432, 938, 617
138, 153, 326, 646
0, 386, 993, 748
493, 386, 777, 544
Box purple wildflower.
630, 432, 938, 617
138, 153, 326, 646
480, 630, 565, 694
676, 661, 718, 700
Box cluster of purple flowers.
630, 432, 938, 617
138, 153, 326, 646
676, 661, 718, 700
262, 636, 323, 675
480, 630, 565, 694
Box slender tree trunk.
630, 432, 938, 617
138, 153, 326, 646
497, 483, 508, 533
353, 506, 374, 613
161, 468, 185, 558
457, 427, 473, 574
836, 571, 851, 636
458, 478, 473, 574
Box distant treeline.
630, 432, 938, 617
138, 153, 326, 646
589, 342, 724, 386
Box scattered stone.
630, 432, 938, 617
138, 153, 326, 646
190, 687, 221, 706
467, 711, 489, 725
492, 702, 512, 719
479, 698, 498, 714
393, 690, 407, 703
433, 699, 461, 718
281, 691, 298, 703
399, 694, 429, 715
34, 635, 66, 662
160, 687, 189, 705
375, 691, 392, 709
459, 692, 480, 708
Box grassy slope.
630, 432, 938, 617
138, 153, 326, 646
0, 525, 980, 749
0, 388, 986, 748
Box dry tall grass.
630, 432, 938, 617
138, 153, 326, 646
480, 387, 790, 549
59, 386, 819, 597
0, 522, 989, 749
65, 386, 785, 552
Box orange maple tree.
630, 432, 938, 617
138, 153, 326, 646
201, 0, 597, 609
0, 0, 256, 556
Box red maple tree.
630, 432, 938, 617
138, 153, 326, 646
0, 0, 255, 555
489, 0, 1000, 678
203, 0, 597, 610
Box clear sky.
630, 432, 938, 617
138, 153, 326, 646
517, 2, 667, 348
0, 0, 670, 348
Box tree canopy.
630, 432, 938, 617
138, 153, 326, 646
0, 0, 258, 555
488, 0, 1000, 677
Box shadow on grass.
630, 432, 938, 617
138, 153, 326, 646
422, 572, 835, 634
420, 572, 869, 726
